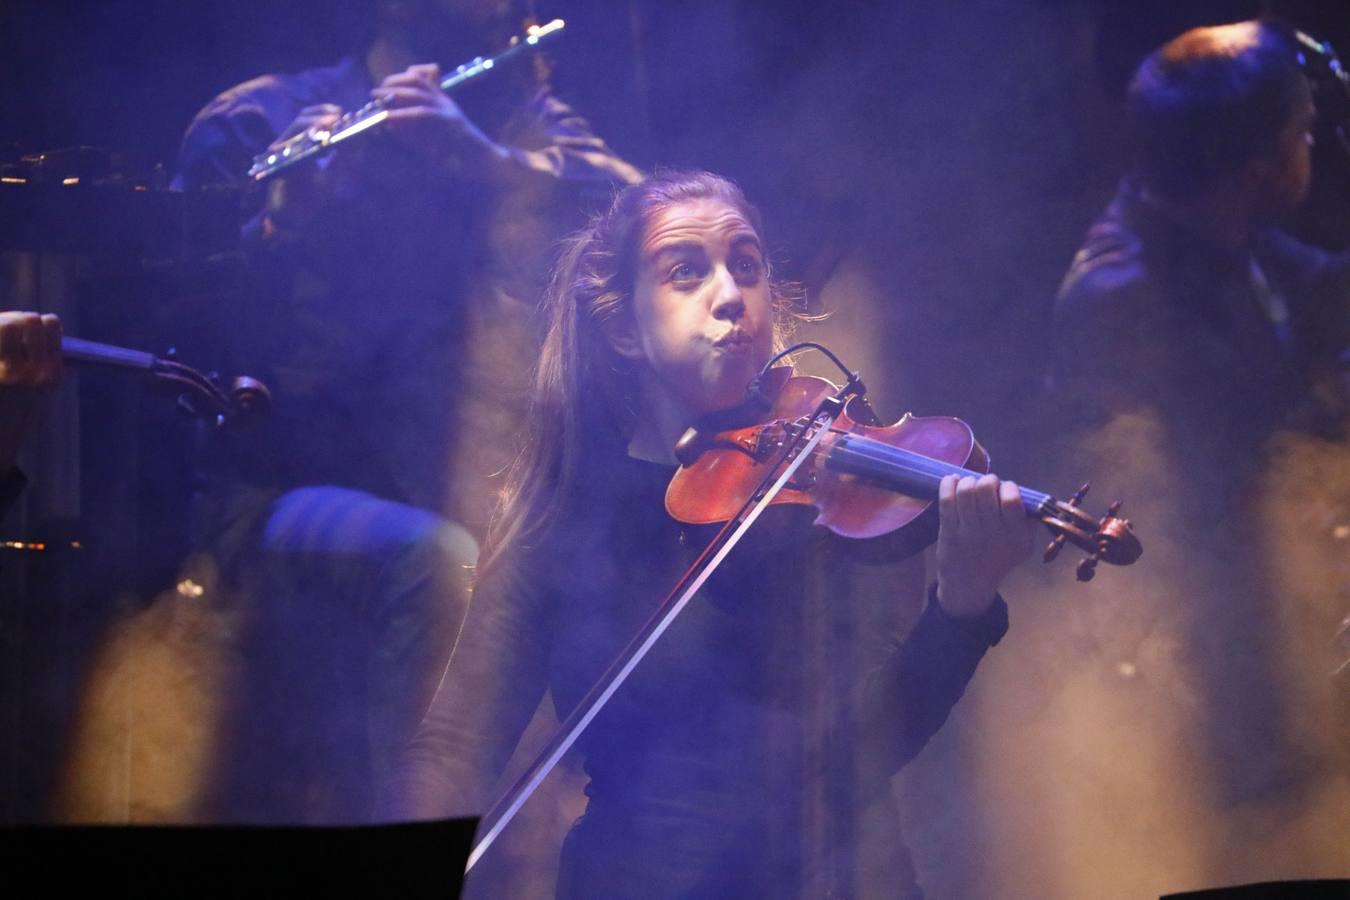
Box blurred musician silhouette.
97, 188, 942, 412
1055, 20, 1347, 449
168, 0, 639, 823
1052, 19, 1350, 814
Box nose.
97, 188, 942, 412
710, 266, 745, 321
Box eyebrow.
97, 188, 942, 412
647, 240, 706, 260
730, 234, 764, 254
645, 232, 764, 264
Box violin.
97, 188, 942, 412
668, 365, 1142, 581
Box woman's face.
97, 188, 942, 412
621, 197, 775, 418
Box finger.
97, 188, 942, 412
297, 104, 343, 118
40, 314, 63, 383
292, 112, 342, 135
312, 119, 341, 138
0, 314, 23, 380
972, 473, 1002, 535
380, 65, 440, 90
275, 112, 341, 146
954, 475, 983, 536
15, 313, 44, 384
376, 72, 422, 90
372, 86, 440, 109
999, 479, 1035, 553
997, 479, 1023, 525
938, 474, 959, 530
406, 63, 440, 83
381, 106, 457, 125
0, 311, 39, 334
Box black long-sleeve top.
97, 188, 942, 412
388, 448, 1007, 898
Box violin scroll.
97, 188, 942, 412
63, 335, 270, 428
1040, 482, 1142, 581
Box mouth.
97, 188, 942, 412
713, 330, 756, 350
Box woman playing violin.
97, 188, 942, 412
384, 170, 1036, 898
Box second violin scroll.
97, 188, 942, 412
62, 335, 271, 428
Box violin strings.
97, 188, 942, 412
829, 435, 1056, 514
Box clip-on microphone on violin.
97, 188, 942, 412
677, 342, 869, 466
747, 341, 867, 408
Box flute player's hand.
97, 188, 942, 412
0, 311, 63, 471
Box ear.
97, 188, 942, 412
600, 309, 646, 361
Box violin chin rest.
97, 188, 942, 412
674, 427, 705, 467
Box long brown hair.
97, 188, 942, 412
478, 170, 794, 582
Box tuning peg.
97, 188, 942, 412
228, 376, 272, 423
1076, 550, 1101, 581
1043, 533, 1067, 562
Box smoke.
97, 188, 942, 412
895, 409, 1350, 899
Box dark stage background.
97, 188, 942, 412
2, 2, 1349, 898
3, 0, 1349, 448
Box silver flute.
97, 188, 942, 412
246, 18, 565, 183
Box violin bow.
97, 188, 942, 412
464, 378, 860, 872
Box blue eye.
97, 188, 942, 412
733, 257, 763, 279
669, 262, 698, 282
